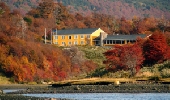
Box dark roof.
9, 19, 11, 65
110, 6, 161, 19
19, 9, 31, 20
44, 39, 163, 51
53, 28, 99, 35
104, 34, 146, 40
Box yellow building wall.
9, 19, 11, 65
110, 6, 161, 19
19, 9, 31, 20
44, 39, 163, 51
52, 28, 104, 46
53, 34, 91, 46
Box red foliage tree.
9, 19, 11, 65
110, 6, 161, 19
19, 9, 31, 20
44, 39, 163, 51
143, 31, 169, 65
104, 44, 144, 76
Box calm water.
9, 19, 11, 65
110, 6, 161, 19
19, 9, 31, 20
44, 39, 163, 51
23, 93, 170, 100
3, 89, 25, 93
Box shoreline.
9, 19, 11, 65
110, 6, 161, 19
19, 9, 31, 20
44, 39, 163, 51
0, 83, 169, 100
3, 83, 170, 94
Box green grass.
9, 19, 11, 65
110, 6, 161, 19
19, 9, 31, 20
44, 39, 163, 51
78, 45, 107, 67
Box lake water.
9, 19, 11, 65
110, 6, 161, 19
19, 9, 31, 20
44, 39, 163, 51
3, 89, 25, 93
23, 93, 170, 100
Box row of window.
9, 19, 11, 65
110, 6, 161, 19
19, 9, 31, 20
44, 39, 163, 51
54, 41, 85, 45
103, 40, 136, 44
54, 35, 90, 40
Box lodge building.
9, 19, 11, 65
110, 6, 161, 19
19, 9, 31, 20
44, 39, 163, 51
51, 28, 146, 46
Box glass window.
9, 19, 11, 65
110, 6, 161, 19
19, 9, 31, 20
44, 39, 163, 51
96, 41, 99, 45
68, 36, 71, 39
107, 40, 110, 44
80, 35, 84, 39
113, 40, 115, 44
81, 41, 84, 44
116, 40, 121, 44
110, 40, 113, 44
62, 42, 65, 46
87, 35, 90, 39
54, 42, 58, 44
68, 42, 72, 45
74, 41, 78, 45
104, 40, 106, 44
122, 40, 125, 44
55, 36, 58, 39
74, 35, 78, 39
130, 40, 136, 43
62, 36, 65, 39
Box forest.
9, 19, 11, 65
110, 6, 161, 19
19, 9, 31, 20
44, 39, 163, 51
1, 0, 170, 19
0, 0, 170, 83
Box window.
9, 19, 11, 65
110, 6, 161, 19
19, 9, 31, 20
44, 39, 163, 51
122, 40, 125, 44
115, 40, 121, 44
95, 41, 99, 45
81, 41, 84, 45
68, 36, 71, 39
62, 36, 65, 39
113, 40, 116, 44
68, 42, 72, 45
104, 40, 106, 44
109, 40, 113, 44
107, 40, 110, 44
62, 42, 65, 46
74, 41, 78, 45
54, 42, 58, 44
54, 36, 58, 39
74, 35, 78, 39
80, 35, 84, 39
87, 35, 90, 39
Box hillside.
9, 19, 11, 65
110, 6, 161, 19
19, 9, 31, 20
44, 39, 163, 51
61, 0, 170, 19
1, 0, 170, 19
0, 0, 170, 84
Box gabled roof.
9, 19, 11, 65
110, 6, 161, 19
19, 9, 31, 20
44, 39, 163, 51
104, 34, 146, 40
53, 28, 99, 35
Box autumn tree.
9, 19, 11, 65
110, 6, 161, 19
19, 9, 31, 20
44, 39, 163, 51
0, 2, 10, 17
143, 31, 169, 65
131, 16, 141, 34
26, 0, 56, 37
165, 32, 170, 46
0, 1, 102, 83
121, 44, 144, 76
104, 44, 144, 77
119, 17, 132, 34
63, 46, 85, 75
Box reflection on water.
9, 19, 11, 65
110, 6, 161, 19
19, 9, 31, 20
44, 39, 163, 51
23, 93, 170, 100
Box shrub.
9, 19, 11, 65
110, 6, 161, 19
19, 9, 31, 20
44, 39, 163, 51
161, 68, 170, 78
105, 70, 131, 78
148, 76, 160, 81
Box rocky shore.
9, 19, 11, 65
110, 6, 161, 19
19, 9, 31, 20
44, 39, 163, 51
0, 94, 47, 100
4, 83, 170, 94
0, 82, 169, 100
